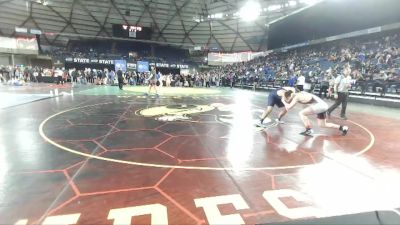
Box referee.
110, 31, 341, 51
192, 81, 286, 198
117, 67, 124, 90
327, 67, 352, 120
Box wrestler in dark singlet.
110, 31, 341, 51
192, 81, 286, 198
258, 87, 296, 127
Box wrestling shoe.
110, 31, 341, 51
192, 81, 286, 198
341, 126, 349, 136
275, 119, 285, 124
256, 121, 267, 128
300, 129, 313, 136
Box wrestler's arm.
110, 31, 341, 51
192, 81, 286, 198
282, 96, 298, 110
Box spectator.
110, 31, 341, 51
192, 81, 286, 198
296, 73, 305, 91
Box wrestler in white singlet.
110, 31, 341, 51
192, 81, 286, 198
282, 91, 349, 136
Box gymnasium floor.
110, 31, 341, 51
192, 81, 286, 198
1, 84, 400, 225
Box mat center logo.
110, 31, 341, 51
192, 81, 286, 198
137, 104, 215, 122
136, 103, 271, 131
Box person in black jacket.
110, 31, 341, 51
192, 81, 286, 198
117, 68, 124, 90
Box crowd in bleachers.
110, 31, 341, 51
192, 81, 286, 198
48, 40, 193, 65
2, 31, 400, 96
207, 31, 400, 96
0, 65, 48, 86
0, 38, 201, 86
0, 64, 234, 88
66, 69, 234, 88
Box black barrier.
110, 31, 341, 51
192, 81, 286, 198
65, 62, 115, 71
157, 67, 180, 75
64, 58, 190, 72
64, 58, 116, 70
259, 210, 400, 225
40, 76, 55, 83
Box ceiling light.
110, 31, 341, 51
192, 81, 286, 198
214, 13, 223, 19
299, 0, 321, 5
267, 5, 281, 11
239, 1, 261, 22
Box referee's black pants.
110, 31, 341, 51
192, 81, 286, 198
296, 85, 304, 91
118, 79, 123, 90
319, 85, 329, 98
328, 92, 349, 117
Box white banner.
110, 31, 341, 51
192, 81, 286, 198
16, 38, 39, 50
0, 36, 38, 54
207, 51, 270, 66
0, 36, 16, 49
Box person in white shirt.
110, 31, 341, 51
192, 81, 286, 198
205, 73, 211, 88
296, 73, 305, 91
55, 68, 63, 85
166, 74, 171, 87
33, 71, 38, 82
327, 67, 352, 120
109, 70, 115, 85
146, 68, 159, 96
289, 62, 295, 72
